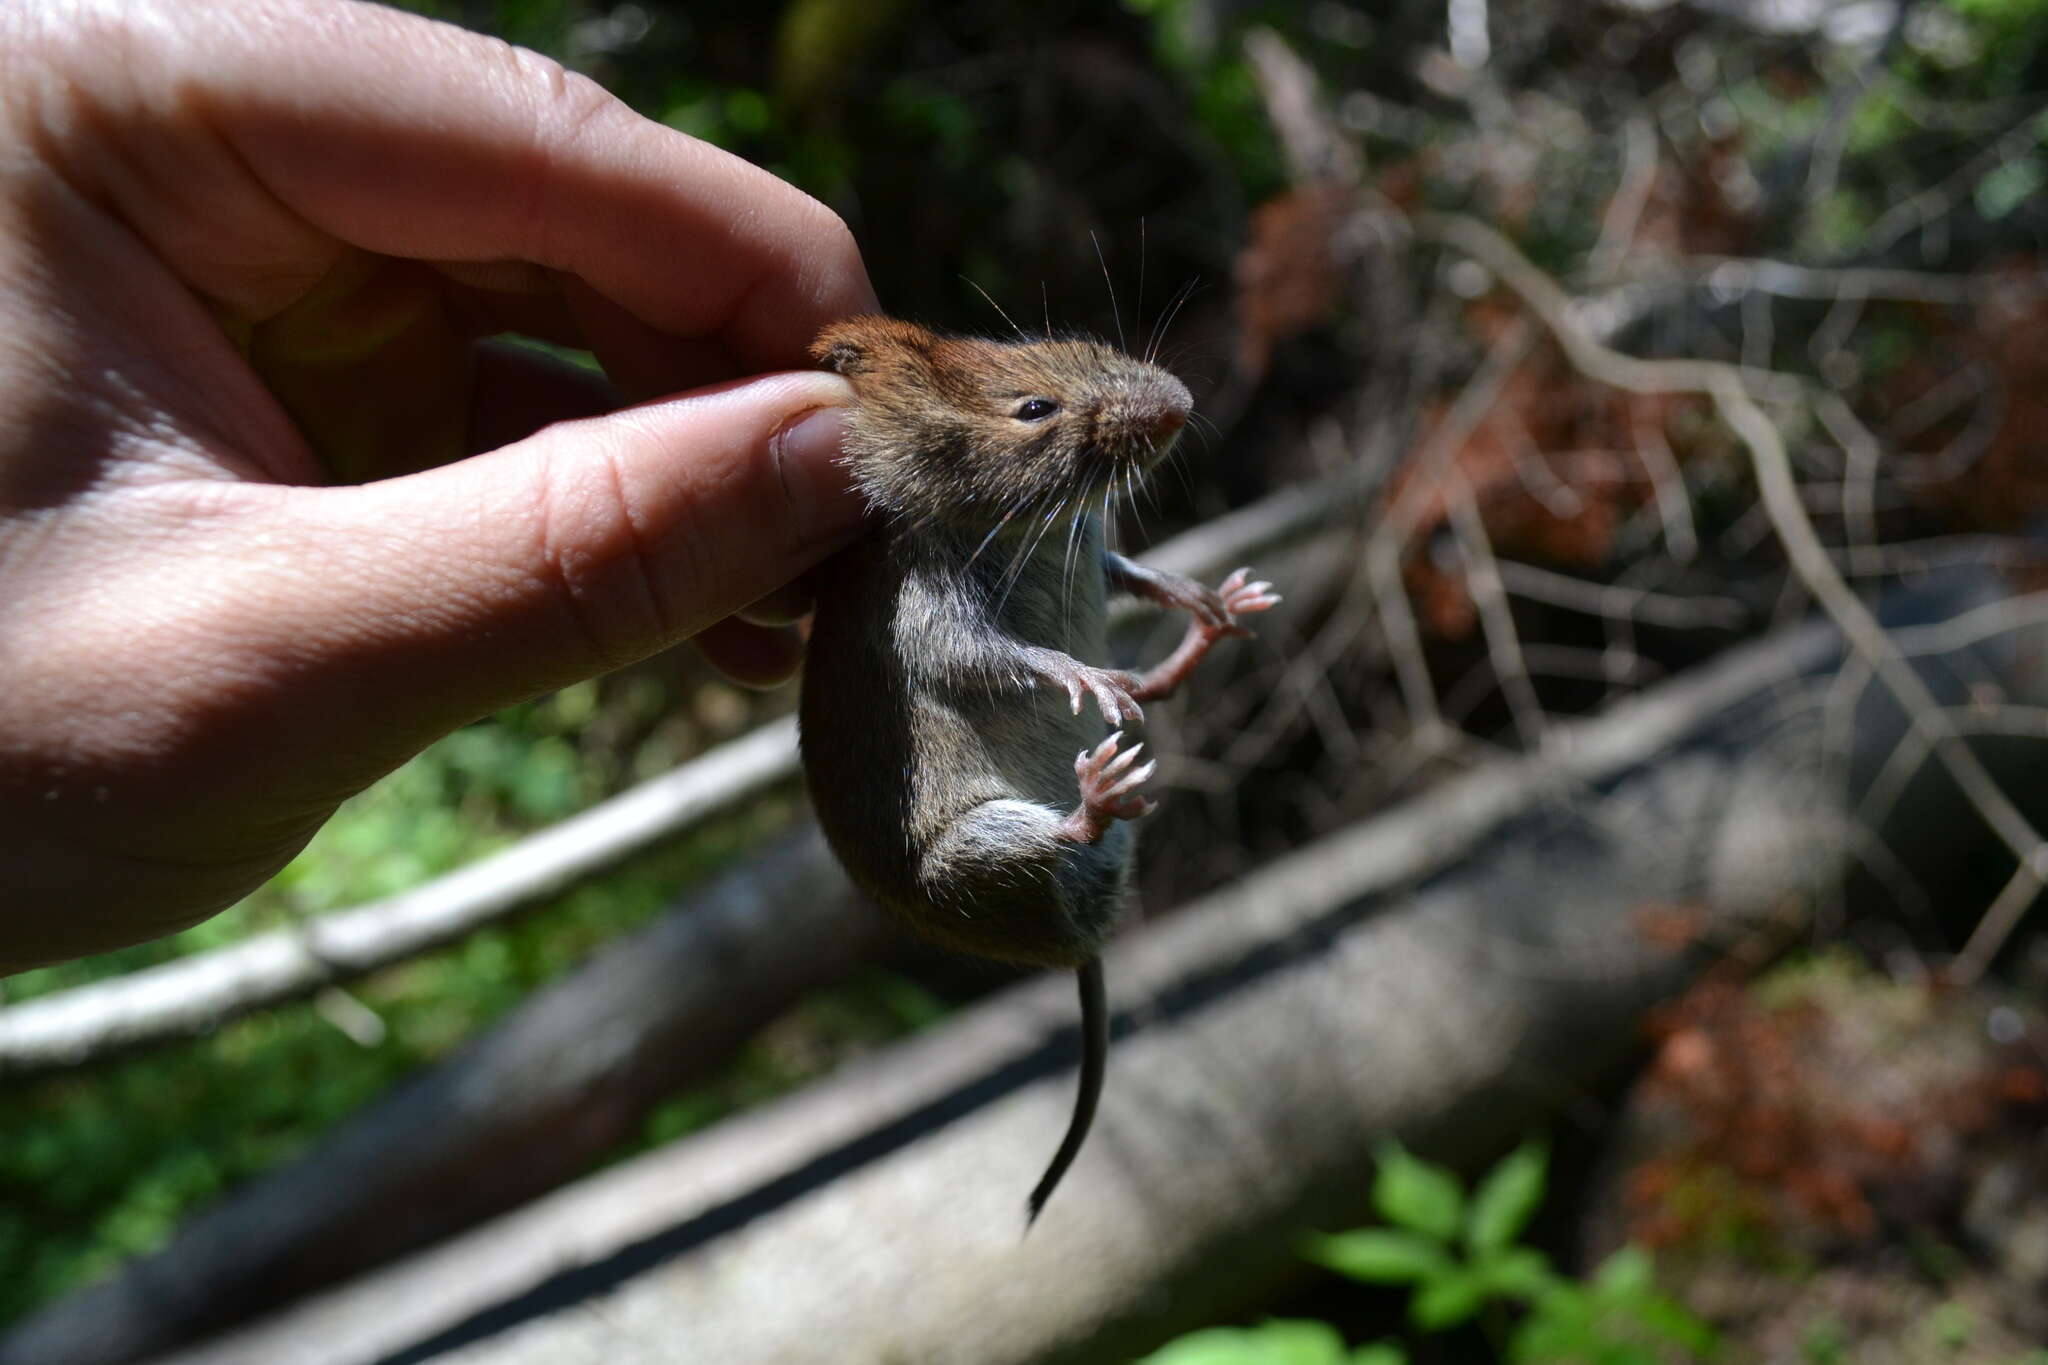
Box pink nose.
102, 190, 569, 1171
1149, 406, 1187, 442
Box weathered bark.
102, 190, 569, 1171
120, 570, 2041, 1365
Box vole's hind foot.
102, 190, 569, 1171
1029, 654, 1145, 726
1058, 731, 1156, 844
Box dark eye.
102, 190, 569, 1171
1013, 397, 1060, 422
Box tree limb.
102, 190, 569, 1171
127, 568, 2043, 1365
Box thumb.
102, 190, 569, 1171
1, 370, 862, 941
283, 368, 861, 737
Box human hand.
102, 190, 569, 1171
0, 0, 876, 967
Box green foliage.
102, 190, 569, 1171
0, 680, 806, 1325
1125, 0, 1289, 202
1138, 1319, 1407, 1365
1368, 1139, 1467, 1244
1976, 156, 2047, 220
1140, 1139, 1719, 1365
1305, 1140, 1718, 1362
1943, 0, 2048, 20
1467, 1138, 1549, 1257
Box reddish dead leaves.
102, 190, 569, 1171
1886, 257, 2048, 535
1233, 179, 1355, 384
1622, 962, 2048, 1255
1397, 339, 1710, 639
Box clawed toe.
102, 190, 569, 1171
1071, 730, 1157, 833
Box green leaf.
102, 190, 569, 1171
1591, 1344, 1663, 1365
1626, 1292, 1722, 1354
1465, 1139, 1549, 1255
1305, 1229, 1453, 1285
1373, 1141, 1465, 1242
1591, 1245, 1653, 1299
1138, 1319, 1349, 1365
1509, 1285, 1596, 1364
1975, 155, 2045, 220
1475, 1245, 1558, 1301
1350, 1345, 1409, 1365
1410, 1270, 1487, 1332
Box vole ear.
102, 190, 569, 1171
812, 323, 868, 375
811, 316, 934, 377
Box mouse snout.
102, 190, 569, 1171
1140, 375, 1193, 447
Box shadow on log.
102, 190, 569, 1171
98, 569, 2043, 1365
0, 496, 1344, 1365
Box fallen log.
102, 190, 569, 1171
126, 570, 2041, 1365
0, 827, 884, 1365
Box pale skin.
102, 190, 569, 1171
0, 0, 879, 970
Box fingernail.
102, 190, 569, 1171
770, 405, 858, 539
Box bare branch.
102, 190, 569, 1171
1417, 210, 2048, 983
1493, 560, 1746, 630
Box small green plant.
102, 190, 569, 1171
1307, 1139, 1717, 1364
1139, 1319, 1405, 1365
1139, 1139, 1718, 1365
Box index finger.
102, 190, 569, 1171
41, 0, 875, 374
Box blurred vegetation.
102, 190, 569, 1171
1145, 1141, 1715, 1365
0, 674, 780, 1321
9, 0, 2048, 1349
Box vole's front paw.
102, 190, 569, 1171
1035, 659, 1145, 726
1058, 731, 1156, 843
1206, 567, 1282, 639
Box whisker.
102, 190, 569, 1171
1147, 276, 1199, 365
962, 277, 1026, 340
1133, 461, 1163, 528
1155, 278, 1206, 363
997, 492, 1070, 619
996, 488, 1060, 594
1061, 491, 1092, 632
1161, 446, 1197, 506
1137, 218, 1148, 360
1091, 231, 1124, 352
1106, 471, 1130, 550
963, 489, 1035, 573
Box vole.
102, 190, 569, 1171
798, 315, 1277, 1224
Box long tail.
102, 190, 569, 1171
1026, 959, 1109, 1227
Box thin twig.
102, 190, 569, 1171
1418, 210, 2048, 982
1364, 314, 1537, 744
1494, 560, 1746, 630
1446, 466, 1549, 746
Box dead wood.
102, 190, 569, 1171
111, 567, 2046, 1365
0, 829, 885, 1365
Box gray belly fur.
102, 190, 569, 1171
799, 516, 1131, 967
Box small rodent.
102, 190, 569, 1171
798, 315, 1277, 1224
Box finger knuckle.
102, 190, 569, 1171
521, 441, 676, 671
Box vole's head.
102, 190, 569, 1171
812, 316, 1192, 532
